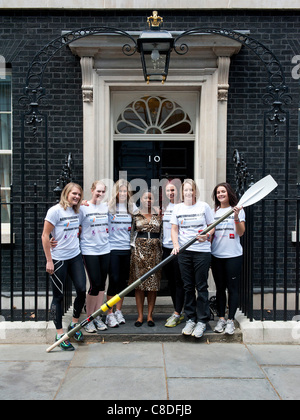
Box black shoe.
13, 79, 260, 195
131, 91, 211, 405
147, 320, 155, 327
135, 321, 143, 327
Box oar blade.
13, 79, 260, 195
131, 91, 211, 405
238, 175, 277, 208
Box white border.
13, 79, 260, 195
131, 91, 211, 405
0, 0, 299, 9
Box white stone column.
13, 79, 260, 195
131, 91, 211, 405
80, 56, 94, 103
80, 56, 95, 195
215, 53, 233, 184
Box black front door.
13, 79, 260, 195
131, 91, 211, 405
114, 140, 194, 185
114, 140, 194, 296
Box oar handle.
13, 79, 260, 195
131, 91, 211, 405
46, 333, 70, 353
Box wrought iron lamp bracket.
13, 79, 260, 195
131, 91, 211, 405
233, 149, 254, 199
53, 152, 74, 201
19, 26, 292, 137
18, 27, 138, 132
174, 28, 292, 135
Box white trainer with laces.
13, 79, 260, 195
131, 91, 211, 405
84, 321, 97, 333
182, 319, 196, 336
225, 319, 235, 335
114, 309, 126, 325
93, 316, 108, 331
192, 322, 206, 338
214, 318, 227, 333
105, 313, 119, 328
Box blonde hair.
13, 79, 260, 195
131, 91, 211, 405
59, 182, 83, 214
108, 179, 134, 214
182, 179, 200, 201
161, 178, 182, 211
91, 180, 106, 192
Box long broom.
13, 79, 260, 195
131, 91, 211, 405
46, 175, 277, 352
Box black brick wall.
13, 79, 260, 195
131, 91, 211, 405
0, 9, 299, 294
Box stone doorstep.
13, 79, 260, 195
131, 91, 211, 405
0, 318, 242, 345
0, 299, 243, 345
2, 301, 300, 345
3, 314, 300, 345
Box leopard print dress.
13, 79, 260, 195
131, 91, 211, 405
129, 212, 162, 292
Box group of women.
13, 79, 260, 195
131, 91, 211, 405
42, 177, 245, 351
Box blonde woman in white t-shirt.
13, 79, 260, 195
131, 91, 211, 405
106, 179, 135, 327
162, 179, 185, 328
42, 183, 86, 351
171, 179, 214, 339
211, 182, 245, 335
79, 180, 110, 333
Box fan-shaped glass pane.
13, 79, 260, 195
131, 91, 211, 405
133, 100, 150, 126
115, 96, 193, 135
117, 118, 144, 134
164, 122, 192, 134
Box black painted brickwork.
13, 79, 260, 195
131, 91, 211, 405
0, 9, 299, 293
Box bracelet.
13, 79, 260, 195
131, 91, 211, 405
234, 220, 240, 223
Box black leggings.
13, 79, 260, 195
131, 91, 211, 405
50, 253, 86, 330
83, 253, 110, 296
211, 255, 243, 320
107, 250, 131, 296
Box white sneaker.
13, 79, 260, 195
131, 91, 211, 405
214, 319, 227, 333
93, 316, 108, 331
182, 319, 196, 336
192, 322, 206, 338
105, 313, 119, 328
115, 309, 126, 325
225, 320, 235, 335
84, 321, 97, 333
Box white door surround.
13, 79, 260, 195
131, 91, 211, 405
69, 32, 241, 203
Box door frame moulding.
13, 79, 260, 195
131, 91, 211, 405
72, 34, 242, 202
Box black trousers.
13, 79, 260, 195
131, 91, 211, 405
178, 251, 211, 323
163, 247, 185, 314
211, 255, 243, 319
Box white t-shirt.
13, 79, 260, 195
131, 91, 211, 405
170, 201, 214, 253
109, 203, 134, 251
44, 203, 81, 261
211, 206, 246, 258
79, 202, 110, 255
162, 202, 175, 249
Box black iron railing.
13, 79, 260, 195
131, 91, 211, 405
0, 153, 74, 322
0, 187, 73, 322
239, 198, 300, 321
8, 24, 294, 324
1, 184, 300, 322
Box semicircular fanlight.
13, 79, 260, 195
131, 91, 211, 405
115, 96, 193, 134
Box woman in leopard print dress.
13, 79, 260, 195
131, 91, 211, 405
129, 190, 162, 327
